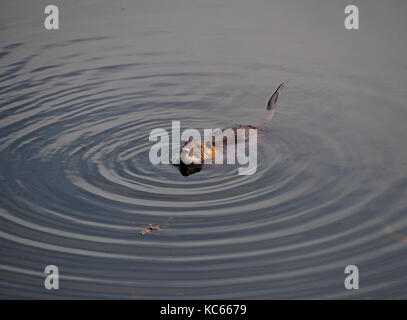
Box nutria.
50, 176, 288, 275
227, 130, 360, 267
176, 83, 284, 176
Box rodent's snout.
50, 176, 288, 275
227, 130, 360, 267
180, 140, 215, 165
180, 146, 193, 165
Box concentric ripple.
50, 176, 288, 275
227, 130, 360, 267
1, 29, 407, 299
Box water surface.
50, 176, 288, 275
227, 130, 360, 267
1, 0, 407, 299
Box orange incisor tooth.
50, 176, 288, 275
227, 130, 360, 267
212, 146, 216, 158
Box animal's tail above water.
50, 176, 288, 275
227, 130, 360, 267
265, 82, 285, 122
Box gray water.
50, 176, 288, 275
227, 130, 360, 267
1, 0, 407, 299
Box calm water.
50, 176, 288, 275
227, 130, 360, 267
1, 0, 407, 299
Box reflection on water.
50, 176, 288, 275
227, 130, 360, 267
0, 0, 407, 299
176, 164, 202, 177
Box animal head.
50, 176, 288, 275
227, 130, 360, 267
180, 139, 216, 165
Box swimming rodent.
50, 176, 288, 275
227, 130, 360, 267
176, 83, 285, 176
